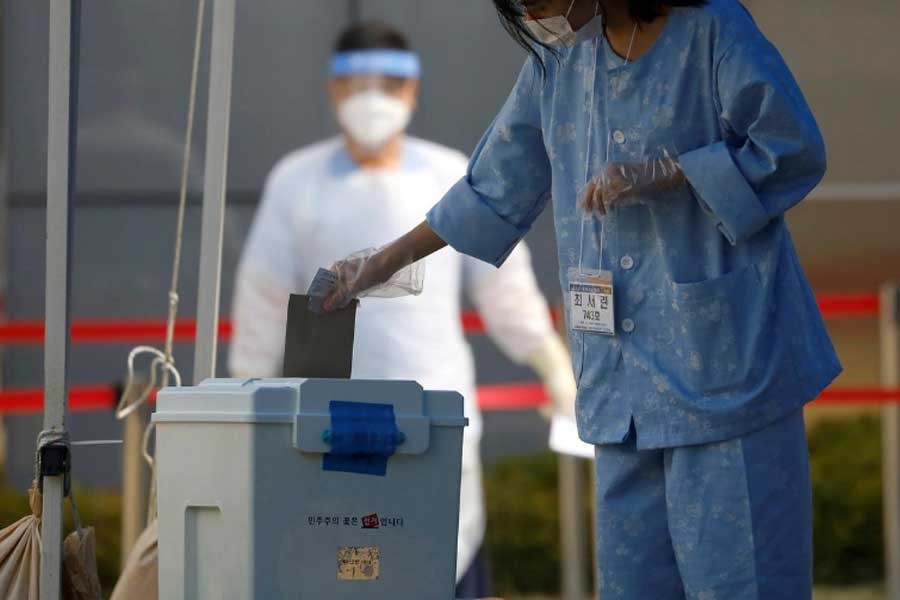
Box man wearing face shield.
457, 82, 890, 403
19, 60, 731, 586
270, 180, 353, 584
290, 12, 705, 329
230, 21, 578, 598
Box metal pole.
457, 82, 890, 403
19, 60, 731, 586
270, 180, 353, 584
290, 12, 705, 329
559, 454, 587, 600
120, 405, 149, 561
41, 1, 80, 598
0, 419, 6, 468
193, 0, 236, 385
0, 0, 9, 474
881, 283, 900, 600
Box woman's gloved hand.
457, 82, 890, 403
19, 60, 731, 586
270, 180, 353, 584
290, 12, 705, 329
579, 150, 686, 215
320, 250, 377, 311
320, 221, 447, 312
322, 245, 424, 312
527, 336, 578, 422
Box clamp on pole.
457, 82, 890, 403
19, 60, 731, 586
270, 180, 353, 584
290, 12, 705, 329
36, 430, 72, 497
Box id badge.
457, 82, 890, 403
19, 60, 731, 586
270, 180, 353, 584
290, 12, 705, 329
568, 268, 615, 335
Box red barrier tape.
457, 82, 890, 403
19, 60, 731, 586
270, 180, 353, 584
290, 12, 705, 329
0, 319, 234, 345
0, 292, 887, 414
1, 382, 898, 415
477, 382, 549, 410
0, 309, 555, 344
478, 383, 900, 409
0, 292, 877, 345
0, 385, 118, 414
817, 292, 881, 318
814, 387, 900, 405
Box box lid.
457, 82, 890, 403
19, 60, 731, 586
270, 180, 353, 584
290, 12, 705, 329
153, 378, 467, 457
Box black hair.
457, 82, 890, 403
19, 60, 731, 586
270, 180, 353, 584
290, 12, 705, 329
334, 20, 410, 53
493, 0, 556, 75
625, 0, 708, 22
492, 0, 708, 73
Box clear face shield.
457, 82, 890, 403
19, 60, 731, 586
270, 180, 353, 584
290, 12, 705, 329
331, 73, 410, 96
329, 49, 422, 151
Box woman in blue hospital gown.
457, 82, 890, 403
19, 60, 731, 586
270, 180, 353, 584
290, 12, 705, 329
322, 0, 841, 597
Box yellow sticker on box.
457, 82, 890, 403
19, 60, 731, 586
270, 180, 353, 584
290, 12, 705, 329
337, 546, 380, 581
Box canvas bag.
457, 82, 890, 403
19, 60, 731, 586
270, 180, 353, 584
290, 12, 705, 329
0, 486, 42, 599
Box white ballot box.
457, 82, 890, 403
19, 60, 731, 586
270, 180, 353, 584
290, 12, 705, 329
154, 378, 467, 600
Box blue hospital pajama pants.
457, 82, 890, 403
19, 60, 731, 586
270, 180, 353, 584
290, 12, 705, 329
593, 410, 812, 600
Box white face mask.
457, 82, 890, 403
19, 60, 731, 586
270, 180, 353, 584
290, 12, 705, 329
336, 89, 413, 152
524, 0, 578, 46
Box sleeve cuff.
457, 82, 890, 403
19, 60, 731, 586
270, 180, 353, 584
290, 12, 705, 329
426, 177, 529, 267
679, 141, 771, 245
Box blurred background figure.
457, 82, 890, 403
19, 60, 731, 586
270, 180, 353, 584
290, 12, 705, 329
228, 20, 577, 599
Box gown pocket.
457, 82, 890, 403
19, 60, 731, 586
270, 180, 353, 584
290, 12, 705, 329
654, 265, 762, 395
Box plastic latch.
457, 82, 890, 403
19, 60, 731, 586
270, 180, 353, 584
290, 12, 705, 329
39, 443, 71, 496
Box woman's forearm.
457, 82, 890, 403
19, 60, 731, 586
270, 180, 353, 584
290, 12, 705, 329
382, 220, 447, 273
324, 220, 448, 311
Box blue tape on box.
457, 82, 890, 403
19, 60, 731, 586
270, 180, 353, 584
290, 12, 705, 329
323, 401, 399, 476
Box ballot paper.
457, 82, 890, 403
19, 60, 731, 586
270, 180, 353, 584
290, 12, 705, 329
282, 294, 357, 379
549, 414, 595, 459
307, 267, 340, 315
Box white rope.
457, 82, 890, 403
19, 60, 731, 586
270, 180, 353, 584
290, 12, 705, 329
141, 421, 156, 468
109, 0, 206, 524
150, 0, 207, 524
116, 346, 183, 420
117, 0, 204, 415
165, 0, 207, 370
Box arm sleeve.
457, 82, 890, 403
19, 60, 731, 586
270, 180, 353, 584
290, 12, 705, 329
678, 36, 827, 245
427, 58, 553, 267
228, 174, 299, 378
464, 242, 557, 364
228, 267, 290, 378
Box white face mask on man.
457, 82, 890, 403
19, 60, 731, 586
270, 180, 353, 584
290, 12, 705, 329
523, 0, 578, 46
336, 89, 413, 152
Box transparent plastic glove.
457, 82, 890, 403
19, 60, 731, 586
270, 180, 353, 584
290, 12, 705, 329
579, 149, 685, 216
320, 246, 424, 311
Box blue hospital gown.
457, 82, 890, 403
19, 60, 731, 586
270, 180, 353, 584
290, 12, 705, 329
427, 0, 841, 448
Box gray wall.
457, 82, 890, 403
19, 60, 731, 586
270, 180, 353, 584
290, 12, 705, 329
6, 0, 531, 196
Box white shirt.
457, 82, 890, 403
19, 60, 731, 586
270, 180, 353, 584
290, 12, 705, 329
230, 136, 558, 578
